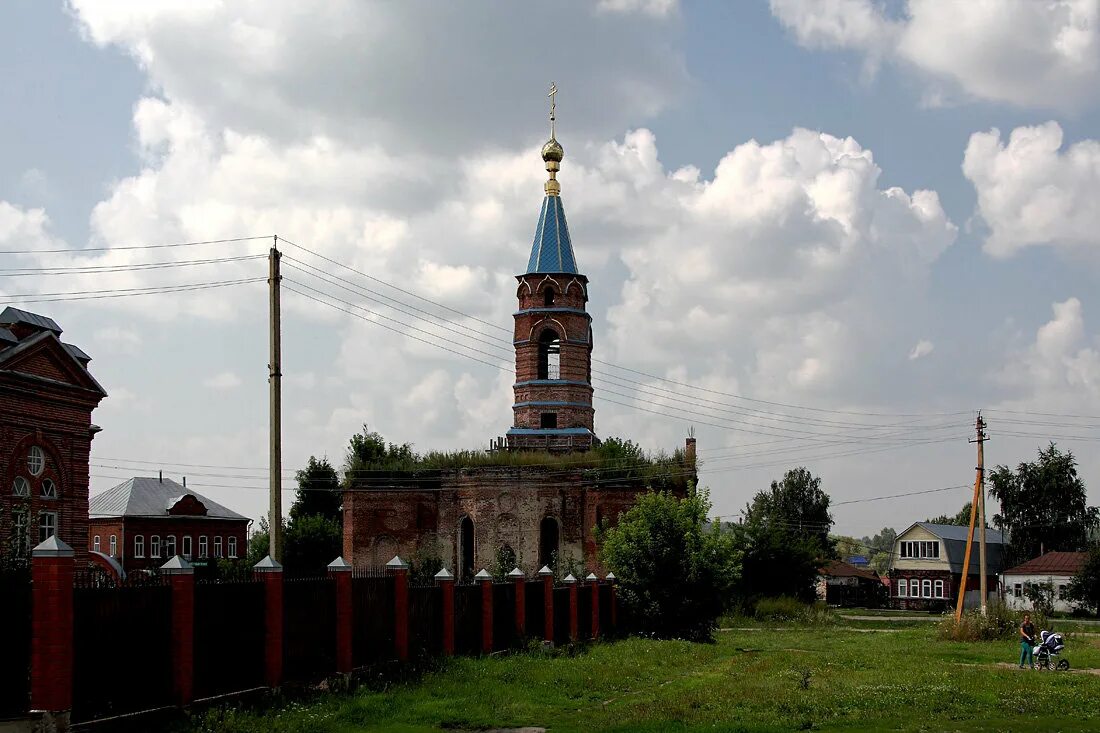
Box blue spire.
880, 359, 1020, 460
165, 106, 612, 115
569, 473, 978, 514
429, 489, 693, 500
527, 195, 579, 274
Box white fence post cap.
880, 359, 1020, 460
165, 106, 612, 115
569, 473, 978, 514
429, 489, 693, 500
563, 573, 577, 584
435, 567, 454, 580
386, 555, 409, 569
475, 569, 492, 580
537, 565, 553, 576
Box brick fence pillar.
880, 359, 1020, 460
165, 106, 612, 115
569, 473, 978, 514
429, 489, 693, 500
564, 574, 578, 642
254, 556, 283, 688
387, 556, 409, 662
476, 569, 493, 654
539, 565, 553, 641
435, 568, 455, 656
328, 556, 352, 675
586, 573, 600, 640
606, 572, 617, 634
31, 536, 74, 718
508, 568, 525, 638
161, 556, 195, 706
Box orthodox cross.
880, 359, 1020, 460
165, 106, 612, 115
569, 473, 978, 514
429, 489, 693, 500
548, 81, 557, 139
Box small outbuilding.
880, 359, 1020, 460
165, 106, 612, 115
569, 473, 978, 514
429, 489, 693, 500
1000, 551, 1087, 613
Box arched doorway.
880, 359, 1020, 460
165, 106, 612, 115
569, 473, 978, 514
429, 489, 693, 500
459, 515, 475, 581
539, 516, 560, 569
537, 329, 560, 380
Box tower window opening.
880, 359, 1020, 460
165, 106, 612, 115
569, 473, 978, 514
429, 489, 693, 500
538, 329, 561, 380
543, 289, 555, 307
541, 412, 558, 429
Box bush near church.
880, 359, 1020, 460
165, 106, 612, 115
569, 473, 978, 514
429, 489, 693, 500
599, 485, 740, 641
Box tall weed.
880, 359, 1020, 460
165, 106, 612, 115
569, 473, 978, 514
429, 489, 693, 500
937, 599, 1047, 641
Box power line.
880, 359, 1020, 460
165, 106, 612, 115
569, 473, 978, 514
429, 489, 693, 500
0, 253, 266, 276
2, 277, 265, 305
0, 235, 271, 256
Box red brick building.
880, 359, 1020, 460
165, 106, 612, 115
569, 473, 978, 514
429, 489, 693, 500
0, 307, 107, 564
343, 123, 693, 578
888, 522, 1004, 610
88, 476, 250, 574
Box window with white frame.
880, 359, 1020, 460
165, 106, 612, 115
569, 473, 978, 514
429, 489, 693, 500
934, 580, 944, 598
214, 536, 223, 558
897, 579, 907, 597
166, 535, 177, 557
899, 540, 940, 559
1014, 583, 1022, 598
109, 535, 117, 557
134, 535, 145, 558
228, 536, 238, 558
40, 479, 57, 499
910, 578, 920, 597
1058, 584, 1067, 598
151, 535, 161, 558
27, 446, 45, 476
182, 536, 192, 559
13, 511, 28, 554
38, 512, 57, 544
13, 476, 30, 497
93, 535, 101, 552
198, 535, 208, 558
922, 579, 932, 598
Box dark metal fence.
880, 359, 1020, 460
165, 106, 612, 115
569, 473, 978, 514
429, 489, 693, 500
407, 585, 443, 658
0, 567, 30, 717
453, 584, 481, 655
577, 586, 592, 641
352, 574, 395, 666
193, 580, 265, 699
524, 580, 545, 640
72, 578, 173, 721
552, 587, 570, 645
492, 583, 516, 651
598, 584, 614, 637
283, 577, 337, 682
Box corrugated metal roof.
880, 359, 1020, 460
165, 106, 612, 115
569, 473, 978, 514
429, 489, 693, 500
527, 195, 579, 274
1002, 551, 1087, 577
63, 342, 91, 362
0, 306, 62, 334
89, 476, 248, 520
916, 522, 1006, 544
0, 329, 17, 346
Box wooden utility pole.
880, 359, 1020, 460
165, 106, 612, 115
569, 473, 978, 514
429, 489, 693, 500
268, 237, 284, 562
973, 414, 988, 614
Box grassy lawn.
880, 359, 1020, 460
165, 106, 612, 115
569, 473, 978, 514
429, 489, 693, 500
188, 624, 1100, 733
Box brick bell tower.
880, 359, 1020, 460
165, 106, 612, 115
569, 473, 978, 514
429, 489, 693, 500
507, 86, 596, 452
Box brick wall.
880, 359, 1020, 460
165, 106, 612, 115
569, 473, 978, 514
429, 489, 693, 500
88, 517, 249, 573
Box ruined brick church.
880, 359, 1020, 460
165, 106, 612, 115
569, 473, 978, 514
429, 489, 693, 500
343, 103, 695, 578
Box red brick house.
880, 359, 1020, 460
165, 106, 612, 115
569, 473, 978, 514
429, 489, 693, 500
1, 307, 106, 564
888, 522, 1004, 610
88, 476, 250, 574
816, 560, 883, 607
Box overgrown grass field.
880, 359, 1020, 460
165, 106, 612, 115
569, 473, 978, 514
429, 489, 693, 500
189, 623, 1100, 732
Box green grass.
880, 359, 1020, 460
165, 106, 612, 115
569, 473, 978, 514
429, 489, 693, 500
186, 625, 1100, 733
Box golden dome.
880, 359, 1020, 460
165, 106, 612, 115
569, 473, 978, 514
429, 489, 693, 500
541, 138, 564, 163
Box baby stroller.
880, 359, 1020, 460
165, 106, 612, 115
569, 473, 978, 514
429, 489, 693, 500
1033, 630, 1069, 671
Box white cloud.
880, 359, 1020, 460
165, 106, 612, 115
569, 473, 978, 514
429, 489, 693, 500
203, 371, 242, 390
908, 339, 934, 360
94, 326, 143, 355
770, 0, 1100, 109
963, 121, 1100, 257
596, 0, 679, 17
997, 298, 1100, 406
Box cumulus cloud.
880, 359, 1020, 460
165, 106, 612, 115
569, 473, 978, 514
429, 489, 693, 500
997, 298, 1100, 406
770, 0, 1100, 109
203, 371, 242, 390
963, 121, 1100, 257
909, 339, 934, 360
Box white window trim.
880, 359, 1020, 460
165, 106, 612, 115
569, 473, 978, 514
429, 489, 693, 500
198, 535, 208, 558
182, 535, 192, 559
228, 536, 238, 558
166, 535, 177, 557
13, 510, 29, 554
910, 578, 920, 598
93, 535, 101, 552
38, 511, 58, 544
214, 536, 223, 558
151, 535, 161, 558
897, 579, 908, 597
109, 535, 117, 557
134, 535, 145, 559
13, 476, 31, 497
40, 479, 57, 499
27, 446, 45, 476
934, 579, 944, 598
922, 579, 932, 598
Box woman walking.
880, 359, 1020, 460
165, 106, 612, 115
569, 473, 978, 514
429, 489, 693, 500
1019, 613, 1036, 669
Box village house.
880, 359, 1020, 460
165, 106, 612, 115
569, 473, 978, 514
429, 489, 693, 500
1000, 551, 1087, 614
0, 307, 106, 564
888, 522, 1004, 610
342, 117, 694, 578
88, 475, 250, 575
816, 559, 883, 607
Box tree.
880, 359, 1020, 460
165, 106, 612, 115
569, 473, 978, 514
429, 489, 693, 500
289, 456, 341, 525
283, 514, 342, 574
1023, 580, 1056, 617
834, 535, 863, 560
343, 424, 415, 479
858, 527, 897, 576
1065, 545, 1100, 615
599, 485, 741, 640
736, 468, 834, 602
926, 502, 978, 527
989, 443, 1099, 567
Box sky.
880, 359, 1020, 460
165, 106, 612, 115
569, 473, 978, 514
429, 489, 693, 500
3, 0, 1100, 539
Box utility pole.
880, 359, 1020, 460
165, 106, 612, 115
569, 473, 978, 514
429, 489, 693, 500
973, 413, 988, 615
268, 236, 284, 562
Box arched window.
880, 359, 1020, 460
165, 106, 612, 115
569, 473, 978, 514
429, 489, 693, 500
41, 479, 57, 499
12, 476, 30, 497
537, 329, 560, 380
228, 536, 238, 558
109, 535, 117, 557
93, 535, 101, 552
134, 535, 145, 558
543, 289, 555, 307
27, 446, 45, 476
151, 535, 161, 558
539, 517, 559, 569
459, 516, 475, 581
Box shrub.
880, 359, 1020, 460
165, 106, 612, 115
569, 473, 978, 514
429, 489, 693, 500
599, 485, 741, 641
753, 597, 838, 625
937, 599, 1048, 641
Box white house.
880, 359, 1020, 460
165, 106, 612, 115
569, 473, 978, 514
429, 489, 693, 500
1000, 551, 1086, 613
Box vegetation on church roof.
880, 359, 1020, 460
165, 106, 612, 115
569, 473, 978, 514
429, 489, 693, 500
340, 425, 692, 490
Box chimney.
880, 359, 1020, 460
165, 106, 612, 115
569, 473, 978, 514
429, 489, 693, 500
685, 433, 697, 471
159, 470, 162, 483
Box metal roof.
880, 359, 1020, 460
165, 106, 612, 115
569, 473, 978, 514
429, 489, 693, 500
907, 523, 1006, 575
63, 342, 92, 362
916, 522, 1005, 544
0, 329, 17, 346
89, 476, 248, 520
0, 306, 62, 334
1002, 551, 1087, 577
527, 195, 579, 274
